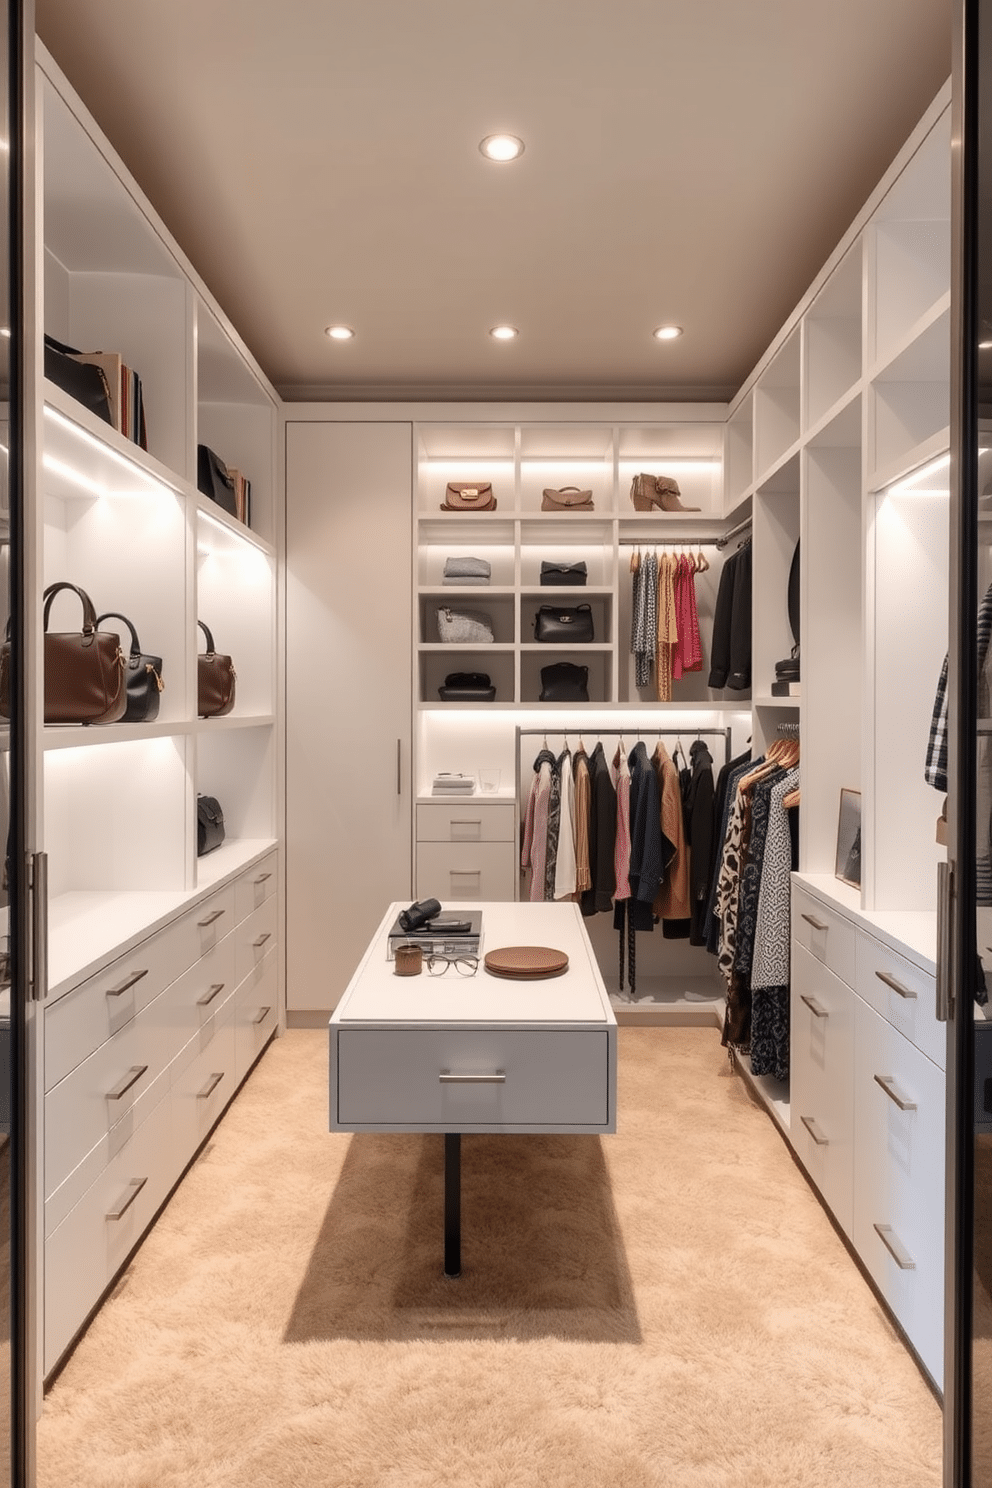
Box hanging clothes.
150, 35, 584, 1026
708, 540, 752, 690
672, 554, 703, 680
684, 739, 716, 945
631, 550, 658, 689
612, 746, 632, 903
554, 746, 577, 899
749, 768, 801, 1083
543, 752, 564, 900
520, 747, 555, 902
655, 553, 678, 702
624, 741, 664, 929
581, 742, 617, 916
652, 740, 691, 925
703, 749, 753, 954
572, 748, 592, 896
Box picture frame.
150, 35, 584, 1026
835, 787, 862, 889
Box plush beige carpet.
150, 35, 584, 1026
37, 1028, 942, 1488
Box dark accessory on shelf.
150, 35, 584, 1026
630, 472, 700, 512
196, 794, 226, 857
541, 486, 594, 512
436, 607, 495, 644
483, 945, 570, 979
787, 539, 800, 645
197, 444, 239, 517
539, 662, 589, 702
534, 603, 594, 643
539, 561, 588, 586
440, 482, 496, 512
197, 620, 237, 717
394, 944, 423, 976
95, 611, 164, 723
398, 898, 443, 932
43, 334, 113, 427
0, 581, 128, 725
437, 671, 497, 702
443, 556, 491, 583
774, 647, 800, 682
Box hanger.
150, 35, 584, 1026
630, 545, 640, 574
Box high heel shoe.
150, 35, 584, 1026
630, 473, 700, 512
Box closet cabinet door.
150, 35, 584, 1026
285, 422, 413, 1013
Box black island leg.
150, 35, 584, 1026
444, 1133, 461, 1278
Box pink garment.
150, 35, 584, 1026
611, 747, 632, 901
521, 758, 553, 902
673, 555, 703, 676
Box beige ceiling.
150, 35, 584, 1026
35, 0, 951, 403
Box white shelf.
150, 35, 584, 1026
196, 496, 274, 558
195, 837, 278, 890
193, 714, 276, 733
730, 1046, 791, 1136
47, 888, 191, 1001
43, 389, 182, 501
43, 721, 190, 751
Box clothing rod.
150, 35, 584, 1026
714, 515, 753, 550
618, 537, 719, 547
515, 724, 733, 769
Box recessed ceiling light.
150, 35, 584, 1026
324, 325, 355, 341
653, 325, 683, 341
489, 325, 518, 340
480, 134, 525, 162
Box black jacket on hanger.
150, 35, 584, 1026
687, 741, 717, 945
581, 742, 617, 915
707, 540, 752, 690
616, 741, 662, 934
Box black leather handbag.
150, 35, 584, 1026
539, 662, 589, 702
539, 562, 587, 587
197, 621, 237, 717
534, 603, 594, 643
437, 670, 497, 702
197, 444, 238, 517
96, 611, 164, 722
44, 334, 113, 427
197, 794, 226, 856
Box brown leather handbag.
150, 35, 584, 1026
541, 486, 594, 511
440, 482, 496, 511
197, 620, 237, 717
0, 582, 128, 725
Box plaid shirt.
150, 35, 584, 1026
926, 580, 992, 793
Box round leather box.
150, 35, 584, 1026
483, 945, 569, 979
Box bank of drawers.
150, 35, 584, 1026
789, 882, 943, 1387
416, 801, 516, 901
43, 849, 279, 1375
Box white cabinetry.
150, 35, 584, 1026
34, 47, 283, 1382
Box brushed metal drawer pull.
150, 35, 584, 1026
801, 912, 829, 932
254, 872, 272, 885
873, 1073, 917, 1111
800, 993, 828, 1019
800, 1115, 829, 1146
197, 1072, 224, 1100
251, 1006, 272, 1026
439, 1070, 507, 1084
197, 982, 226, 1007
106, 1065, 148, 1101
197, 908, 225, 928
452, 820, 482, 826
873, 1222, 916, 1270
106, 1177, 147, 1222
106, 969, 149, 999
252, 933, 272, 949
875, 969, 917, 1000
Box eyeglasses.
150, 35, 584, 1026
426, 955, 479, 977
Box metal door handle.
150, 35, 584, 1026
106, 969, 148, 998
197, 982, 226, 1007
937, 859, 953, 1022
197, 1072, 224, 1100
875, 969, 916, 1000
873, 1073, 917, 1111
252, 933, 271, 949
251, 1006, 271, 1026
800, 1115, 829, 1146
873, 1222, 916, 1270
106, 1177, 147, 1222
800, 993, 828, 1019
801, 912, 829, 932
439, 1070, 506, 1084
106, 1065, 148, 1101
397, 738, 402, 796
198, 908, 225, 928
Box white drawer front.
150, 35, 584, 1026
789, 944, 855, 1236
417, 802, 515, 843
234, 946, 278, 1085
334, 1028, 611, 1130
853, 998, 945, 1385
235, 894, 278, 986
234, 852, 278, 924
416, 841, 516, 902
791, 886, 857, 986
44, 1085, 174, 1377
171, 883, 237, 970
171, 999, 238, 1161
159, 932, 237, 1058
856, 932, 943, 1070
45, 928, 177, 1092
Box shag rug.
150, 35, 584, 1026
37, 1028, 942, 1488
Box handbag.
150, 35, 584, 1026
539, 662, 589, 702
197, 444, 238, 517
96, 611, 164, 723
541, 486, 594, 512
440, 482, 497, 512
534, 604, 594, 643
539, 561, 587, 587
44, 335, 113, 427
197, 620, 237, 717
196, 794, 226, 856
436, 608, 494, 644
443, 556, 491, 584
437, 671, 497, 702
0, 581, 127, 725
